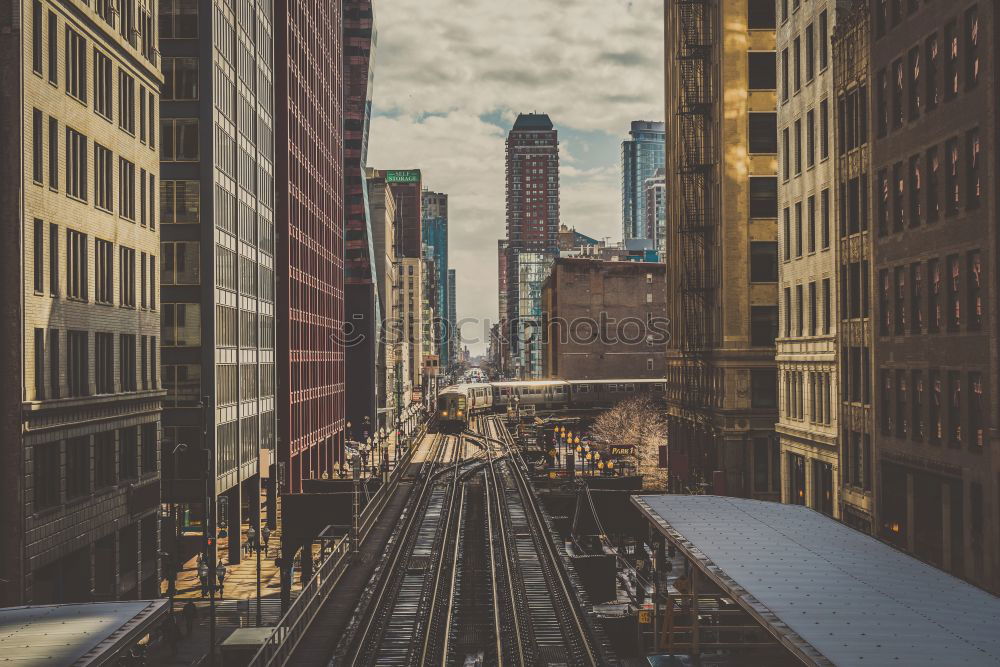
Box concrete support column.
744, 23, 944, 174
227, 485, 242, 565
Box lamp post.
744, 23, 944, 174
169, 442, 188, 612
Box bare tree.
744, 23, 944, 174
590, 396, 667, 487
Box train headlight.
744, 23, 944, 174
457, 410, 463, 416
441, 411, 448, 416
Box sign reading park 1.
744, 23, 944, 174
385, 170, 420, 184
609, 445, 637, 457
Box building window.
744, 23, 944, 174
929, 258, 942, 333
149, 256, 156, 309
162, 303, 201, 347
95, 238, 113, 304
162, 180, 201, 224
966, 127, 981, 210
94, 143, 113, 212
33, 441, 60, 510
908, 46, 921, 122
750, 241, 778, 282
807, 195, 816, 253
120, 246, 136, 308
926, 34, 939, 111
33, 219, 45, 293
95, 432, 116, 489
912, 371, 925, 441
947, 254, 961, 331
48, 330, 60, 398
94, 50, 113, 120
945, 137, 959, 215
749, 112, 777, 153
926, 147, 940, 222
118, 69, 136, 134
806, 109, 815, 168
808, 282, 817, 336
945, 20, 959, 100
794, 119, 802, 174
120, 334, 136, 391
159, 0, 199, 38
161, 241, 201, 284
793, 37, 801, 92
892, 58, 904, 129
66, 128, 88, 201
162, 57, 199, 100
163, 364, 200, 406
781, 127, 790, 179
892, 162, 904, 231
32, 108, 43, 183
819, 99, 829, 159
968, 250, 983, 331
822, 278, 831, 334
894, 267, 906, 335
750, 306, 778, 347
160, 118, 199, 161
948, 371, 962, 447
794, 201, 803, 257
68, 329, 89, 396
781, 48, 789, 101
216, 364, 238, 406
818, 10, 828, 70
748, 51, 777, 90
970, 371, 983, 447
95, 331, 113, 393
751, 369, 777, 408
876, 69, 888, 137
32, 0, 43, 74
119, 427, 138, 481
141, 423, 157, 474
965, 6, 979, 91
65, 26, 87, 102
820, 188, 830, 249
748, 0, 775, 29
33, 328, 45, 399
749, 177, 777, 218
805, 24, 815, 81
119, 158, 136, 220
66, 229, 88, 300
908, 155, 922, 227
910, 262, 924, 334
140, 335, 148, 388
782, 208, 791, 260
795, 284, 804, 336
48, 117, 58, 189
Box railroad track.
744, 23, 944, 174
337, 417, 610, 666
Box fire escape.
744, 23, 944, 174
676, 0, 717, 420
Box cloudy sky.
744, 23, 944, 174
366, 0, 664, 354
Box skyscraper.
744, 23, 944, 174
504, 113, 559, 370
422, 190, 448, 365
447, 269, 457, 368
643, 168, 667, 251
275, 0, 344, 491
1, 0, 163, 603
663, 0, 780, 498
344, 0, 378, 434
158, 0, 277, 566
622, 121, 666, 241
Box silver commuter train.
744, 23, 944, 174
434, 379, 667, 431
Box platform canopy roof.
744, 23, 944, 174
633, 494, 1000, 667
0, 600, 168, 665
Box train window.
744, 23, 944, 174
653, 383, 664, 391
627, 383, 636, 392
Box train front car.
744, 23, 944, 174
435, 385, 470, 433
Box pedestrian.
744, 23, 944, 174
246, 525, 257, 556
198, 560, 209, 597
182, 599, 197, 638
216, 562, 227, 598
261, 525, 271, 556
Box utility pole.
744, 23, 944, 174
201, 395, 217, 667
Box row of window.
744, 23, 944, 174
875, 129, 983, 237
783, 279, 833, 338
31, 328, 157, 401
31, 220, 156, 309
32, 424, 157, 511
875, 4, 980, 138
880, 367, 985, 448
779, 9, 830, 102
781, 100, 830, 179
31, 9, 157, 146
878, 251, 984, 337
784, 370, 833, 425
32, 112, 157, 228
215, 306, 276, 349
782, 189, 832, 260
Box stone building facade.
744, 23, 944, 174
542, 258, 667, 380
662, 0, 780, 498
869, 0, 999, 594
0, 0, 163, 603
776, 0, 844, 517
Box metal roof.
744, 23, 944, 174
633, 495, 1000, 667
0, 600, 168, 665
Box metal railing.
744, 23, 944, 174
247, 421, 426, 667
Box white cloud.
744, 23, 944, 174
367, 0, 663, 354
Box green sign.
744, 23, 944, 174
385, 170, 421, 184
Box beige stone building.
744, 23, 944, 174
776, 0, 842, 517
662, 0, 780, 498
0, 0, 163, 604
399, 257, 424, 394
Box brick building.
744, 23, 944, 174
542, 258, 667, 380
0, 0, 163, 603
275, 0, 344, 491
869, 0, 999, 593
